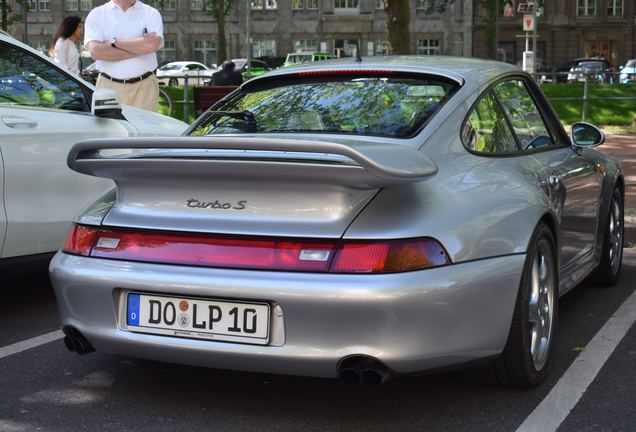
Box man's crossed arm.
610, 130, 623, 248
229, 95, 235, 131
87, 32, 162, 61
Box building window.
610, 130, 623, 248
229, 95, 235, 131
38, 0, 50, 11
501, 0, 515, 16
607, 0, 623, 17
416, 0, 433, 9
252, 39, 276, 57
335, 0, 359, 11
147, 0, 176, 10
294, 39, 317, 53
375, 40, 388, 55
158, 39, 176, 65
293, 0, 317, 9
66, 0, 78, 10
417, 39, 440, 55
80, 0, 92, 9
252, 0, 277, 9
193, 40, 217, 67
577, 0, 596, 17
375, 0, 384, 9
191, 0, 203, 10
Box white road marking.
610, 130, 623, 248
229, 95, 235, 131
0, 330, 64, 360
516, 288, 636, 432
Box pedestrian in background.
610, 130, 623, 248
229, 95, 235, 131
84, 0, 163, 112
50, 16, 82, 74
211, 60, 243, 86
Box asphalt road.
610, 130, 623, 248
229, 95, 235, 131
0, 250, 635, 432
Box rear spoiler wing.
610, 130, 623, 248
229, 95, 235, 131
68, 136, 438, 188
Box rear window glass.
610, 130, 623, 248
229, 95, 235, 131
188, 73, 459, 138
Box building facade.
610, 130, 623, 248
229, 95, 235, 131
474, 0, 636, 68
7, 0, 473, 68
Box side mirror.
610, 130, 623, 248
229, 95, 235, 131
91, 88, 122, 118
570, 122, 605, 147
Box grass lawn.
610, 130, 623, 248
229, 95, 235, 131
541, 83, 636, 126
159, 85, 196, 124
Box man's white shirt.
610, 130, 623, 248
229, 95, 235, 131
84, 0, 163, 79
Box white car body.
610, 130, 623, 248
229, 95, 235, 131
619, 59, 636, 84
0, 31, 187, 264
156, 61, 215, 86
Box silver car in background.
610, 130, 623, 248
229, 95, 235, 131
50, 57, 624, 388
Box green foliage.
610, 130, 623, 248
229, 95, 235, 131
1, 0, 28, 31
203, 0, 232, 20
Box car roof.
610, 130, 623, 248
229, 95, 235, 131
164, 61, 205, 67
248, 56, 518, 89
573, 58, 611, 64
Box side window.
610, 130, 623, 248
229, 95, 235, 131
493, 80, 553, 150
462, 92, 519, 154
0, 42, 89, 112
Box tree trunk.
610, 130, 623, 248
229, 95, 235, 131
215, 4, 227, 66
1, 1, 9, 31
386, 0, 411, 55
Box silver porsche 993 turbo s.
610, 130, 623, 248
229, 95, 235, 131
50, 57, 624, 388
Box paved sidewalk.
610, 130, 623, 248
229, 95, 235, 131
598, 134, 636, 244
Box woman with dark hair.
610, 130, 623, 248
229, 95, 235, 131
50, 16, 82, 74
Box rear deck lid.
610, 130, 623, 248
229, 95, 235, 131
69, 136, 438, 238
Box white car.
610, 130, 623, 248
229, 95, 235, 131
619, 59, 636, 84
156, 61, 216, 86
0, 31, 187, 271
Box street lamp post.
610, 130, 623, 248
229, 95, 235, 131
532, 1, 538, 65
246, 0, 251, 76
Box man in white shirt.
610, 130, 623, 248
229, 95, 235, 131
84, 0, 163, 112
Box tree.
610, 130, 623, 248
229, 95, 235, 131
1, 0, 28, 32
379, 0, 455, 55
204, 0, 233, 66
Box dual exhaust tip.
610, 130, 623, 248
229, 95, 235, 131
62, 326, 95, 355
61, 328, 392, 386
337, 356, 393, 386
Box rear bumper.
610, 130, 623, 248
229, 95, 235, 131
50, 252, 525, 378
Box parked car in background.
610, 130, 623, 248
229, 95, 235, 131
156, 61, 216, 86
619, 59, 636, 84
566, 58, 614, 83
52, 57, 624, 390
80, 62, 99, 84
283, 52, 333, 67
0, 31, 187, 272
232, 58, 271, 80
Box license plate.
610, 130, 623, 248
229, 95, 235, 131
126, 293, 270, 345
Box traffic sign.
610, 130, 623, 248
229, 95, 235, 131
523, 14, 535, 31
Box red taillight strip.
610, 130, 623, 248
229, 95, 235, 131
62, 225, 99, 256
62, 225, 451, 273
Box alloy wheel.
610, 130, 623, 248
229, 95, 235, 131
528, 242, 555, 371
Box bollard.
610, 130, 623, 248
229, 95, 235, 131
182, 74, 190, 123
582, 73, 589, 121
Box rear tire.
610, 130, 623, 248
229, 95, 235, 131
462, 223, 558, 388
588, 187, 624, 286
